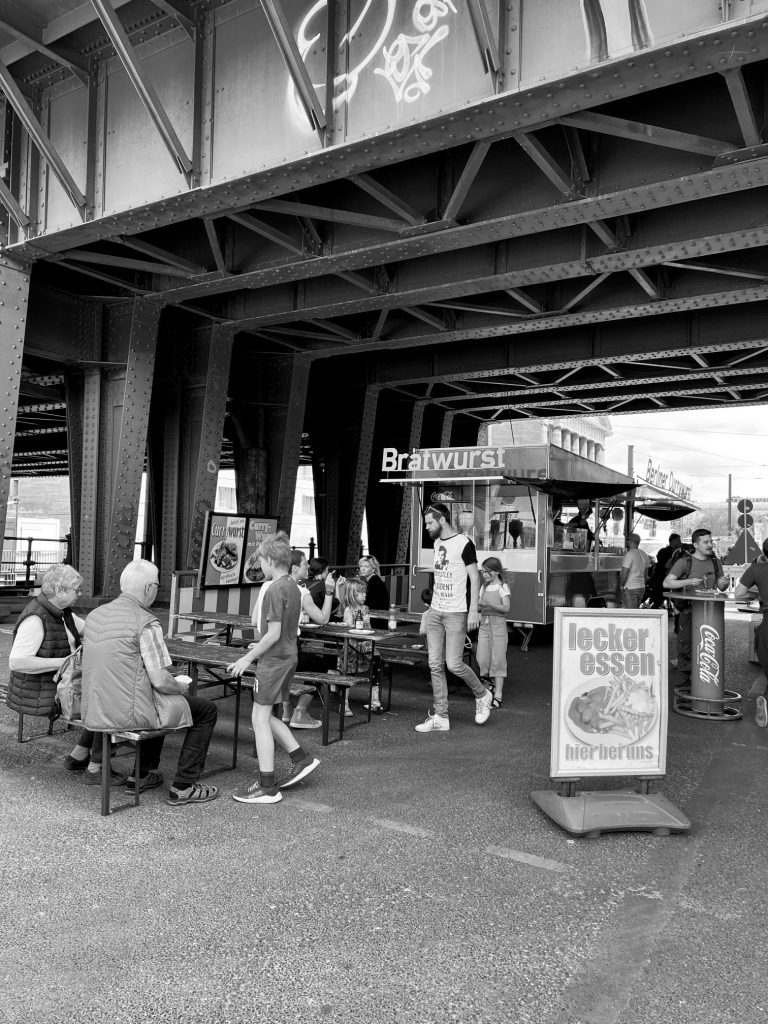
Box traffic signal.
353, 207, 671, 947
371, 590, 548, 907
737, 498, 753, 513
737, 513, 754, 529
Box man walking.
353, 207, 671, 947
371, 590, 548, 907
415, 503, 493, 732
663, 528, 728, 684
620, 533, 649, 608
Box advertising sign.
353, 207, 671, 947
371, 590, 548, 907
200, 513, 278, 588
551, 608, 668, 779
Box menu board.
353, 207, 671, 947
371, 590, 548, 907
550, 608, 668, 779
200, 512, 278, 588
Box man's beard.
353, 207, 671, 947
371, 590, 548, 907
426, 524, 440, 539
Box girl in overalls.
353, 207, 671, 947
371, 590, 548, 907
477, 557, 511, 708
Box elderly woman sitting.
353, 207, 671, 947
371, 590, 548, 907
6, 564, 106, 774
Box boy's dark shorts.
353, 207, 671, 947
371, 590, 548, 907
252, 657, 298, 706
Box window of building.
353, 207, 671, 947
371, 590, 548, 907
302, 495, 315, 515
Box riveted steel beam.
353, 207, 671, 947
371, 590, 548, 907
0, 174, 28, 232
91, 0, 193, 180
443, 141, 492, 223
185, 324, 236, 570
350, 174, 425, 227
155, 155, 768, 309
75, 368, 102, 593
722, 67, 761, 148
12, 18, 768, 261
558, 111, 732, 157
116, 236, 206, 275
259, 0, 326, 138
0, 56, 86, 214
0, 259, 29, 542
148, 0, 195, 39
275, 355, 311, 534
102, 301, 162, 597
395, 400, 424, 565
157, 383, 180, 598
254, 198, 405, 235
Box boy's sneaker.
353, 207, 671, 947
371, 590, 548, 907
232, 779, 282, 804
756, 695, 768, 728
279, 755, 320, 789
475, 688, 493, 725
415, 711, 450, 732
125, 770, 164, 792
289, 709, 321, 729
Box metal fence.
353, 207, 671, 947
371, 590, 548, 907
1, 536, 69, 588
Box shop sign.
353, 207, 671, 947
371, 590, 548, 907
550, 608, 668, 778
644, 460, 693, 501
381, 445, 504, 478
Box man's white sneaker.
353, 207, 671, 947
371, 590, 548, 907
414, 711, 450, 732
475, 688, 493, 725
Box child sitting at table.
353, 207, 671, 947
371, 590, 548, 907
477, 557, 511, 708
338, 577, 383, 715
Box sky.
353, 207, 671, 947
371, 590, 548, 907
602, 408, 768, 505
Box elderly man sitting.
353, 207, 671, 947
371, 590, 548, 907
81, 559, 219, 806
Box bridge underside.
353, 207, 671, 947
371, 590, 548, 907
1, 1, 768, 594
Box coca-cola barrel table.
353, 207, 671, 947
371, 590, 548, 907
665, 592, 742, 721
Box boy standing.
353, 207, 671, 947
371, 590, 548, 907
228, 532, 319, 803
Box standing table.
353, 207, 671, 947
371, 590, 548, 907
665, 591, 742, 720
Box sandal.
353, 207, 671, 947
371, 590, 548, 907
167, 783, 219, 805
491, 697, 503, 709
364, 703, 384, 714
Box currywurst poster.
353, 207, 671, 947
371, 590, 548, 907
200, 512, 278, 588
551, 609, 668, 779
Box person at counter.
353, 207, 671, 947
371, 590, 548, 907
646, 533, 682, 608
734, 539, 768, 728
415, 503, 493, 733
663, 528, 728, 684
567, 499, 595, 551
620, 533, 650, 609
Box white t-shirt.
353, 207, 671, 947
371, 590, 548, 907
622, 548, 649, 590
480, 581, 511, 617
9, 613, 84, 673
432, 533, 477, 613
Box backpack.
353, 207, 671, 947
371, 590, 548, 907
54, 646, 83, 720
665, 550, 723, 610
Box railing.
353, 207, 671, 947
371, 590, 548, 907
1, 536, 69, 588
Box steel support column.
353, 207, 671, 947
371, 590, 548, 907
440, 411, 455, 447
77, 368, 102, 594
275, 355, 310, 534
64, 372, 84, 569
102, 301, 162, 597
0, 258, 29, 543
395, 401, 424, 566
346, 385, 379, 565
186, 324, 235, 569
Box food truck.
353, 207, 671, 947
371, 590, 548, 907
381, 442, 661, 625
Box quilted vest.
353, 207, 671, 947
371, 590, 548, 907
6, 596, 71, 716
81, 593, 192, 732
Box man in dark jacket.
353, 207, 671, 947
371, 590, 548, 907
647, 533, 682, 608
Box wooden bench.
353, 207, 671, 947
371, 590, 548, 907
291, 671, 373, 745
377, 651, 420, 711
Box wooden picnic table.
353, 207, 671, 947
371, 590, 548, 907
169, 610, 253, 644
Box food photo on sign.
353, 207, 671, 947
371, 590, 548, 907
550, 609, 669, 779
201, 513, 247, 587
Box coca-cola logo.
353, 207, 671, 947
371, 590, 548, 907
698, 624, 721, 689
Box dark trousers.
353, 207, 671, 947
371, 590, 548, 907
78, 730, 104, 759
135, 695, 218, 788
676, 606, 692, 677
755, 615, 768, 676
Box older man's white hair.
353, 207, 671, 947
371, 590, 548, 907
120, 559, 159, 590
41, 564, 83, 598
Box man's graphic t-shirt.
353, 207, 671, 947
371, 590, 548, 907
432, 533, 477, 613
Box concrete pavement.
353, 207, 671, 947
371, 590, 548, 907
1, 609, 766, 1024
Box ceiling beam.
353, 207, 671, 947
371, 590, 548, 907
254, 198, 406, 234
116, 235, 206, 274
0, 175, 29, 231
443, 141, 492, 222
559, 111, 732, 156
148, 0, 195, 38
60, 248, 198, 278
350, 174, 425, 226
0, 4, 89, 83
203, 218, 227, 273
722, 68, 761, 148
515, 133, 572, 195
229, 212, 305, 255
91, 0, 193, 179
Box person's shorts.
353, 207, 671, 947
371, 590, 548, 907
251, 657, 298, 706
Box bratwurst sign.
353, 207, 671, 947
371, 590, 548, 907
551, 608, 668, 779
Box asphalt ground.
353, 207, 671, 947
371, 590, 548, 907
1, 606, 766, 1024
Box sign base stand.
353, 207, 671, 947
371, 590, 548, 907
531, 788, 691, 839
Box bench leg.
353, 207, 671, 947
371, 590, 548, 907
232, 680, 241, 770
320, 684, 330, 746
101, 735, 111, 816
16, 712, 23, 743
338, 688, 345, 740
383, 665, 393, 712
134, 741, 141, 807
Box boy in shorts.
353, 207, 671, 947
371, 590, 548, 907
227, 532, 319, 803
